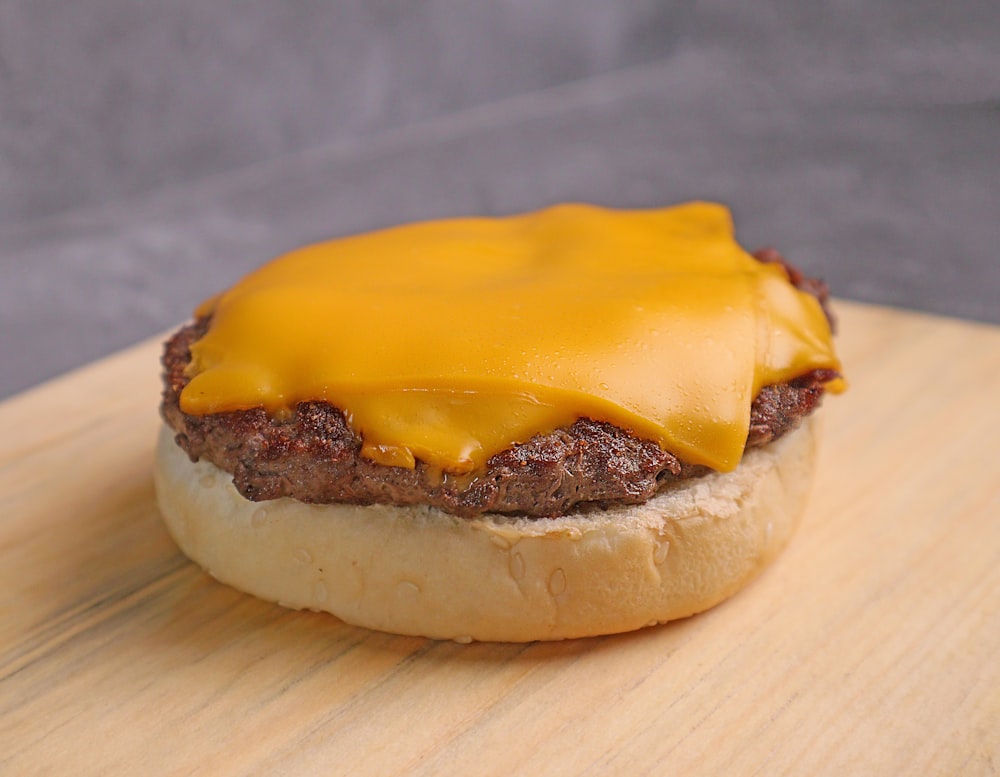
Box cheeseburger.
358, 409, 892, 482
155, 202, 844, 642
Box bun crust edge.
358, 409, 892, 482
153, 415, 820, 642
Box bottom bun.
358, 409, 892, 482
154, 416, 820, 642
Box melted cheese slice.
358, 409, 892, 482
181, 202, 843, 473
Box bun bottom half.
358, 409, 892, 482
154, 416, 820, 642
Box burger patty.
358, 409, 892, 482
160, 250, 837, 518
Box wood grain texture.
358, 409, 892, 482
1, 301, 998, 776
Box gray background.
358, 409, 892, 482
2, 1, 999, 399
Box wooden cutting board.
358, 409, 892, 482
1, 301, 998, 776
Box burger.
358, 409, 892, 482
154, 202, 844, 642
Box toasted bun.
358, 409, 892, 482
154, 415, 820, 642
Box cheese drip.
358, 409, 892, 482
181, 202, 843, 473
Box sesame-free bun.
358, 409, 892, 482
154, 415, 820, 642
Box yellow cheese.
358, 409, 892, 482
181, 202, 843, 473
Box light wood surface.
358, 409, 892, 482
1, 301, 998, 775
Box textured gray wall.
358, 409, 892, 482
0, 0, 686, 225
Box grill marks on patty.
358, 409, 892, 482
160, 250, 836, 518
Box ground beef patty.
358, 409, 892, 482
160, 249, 837, 518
